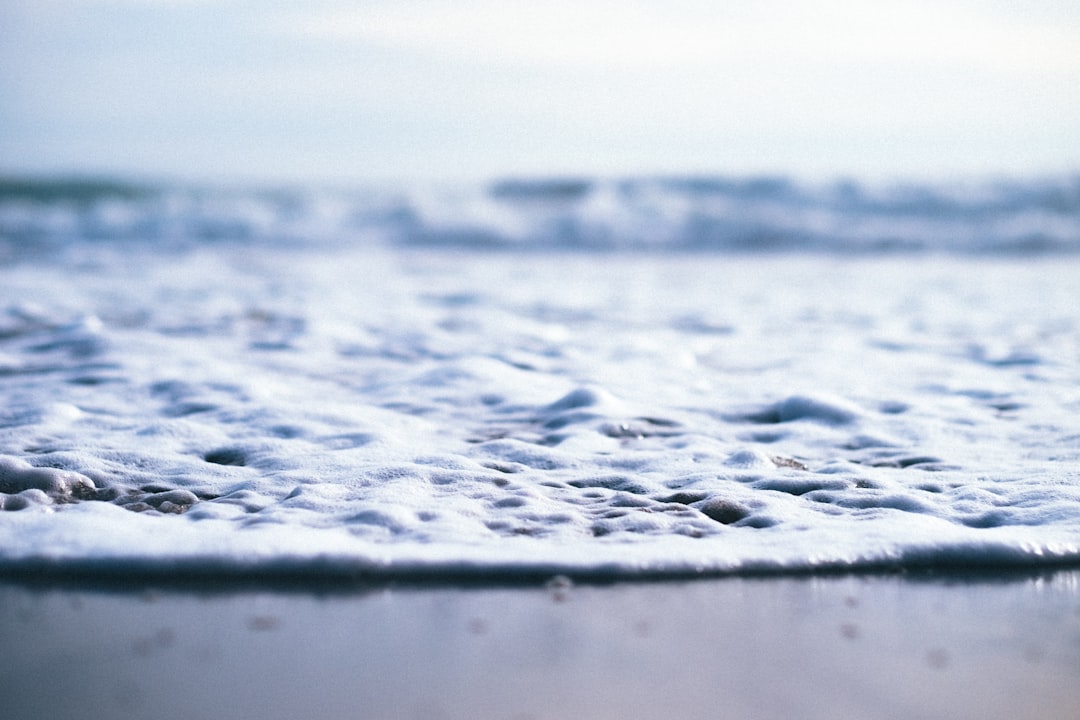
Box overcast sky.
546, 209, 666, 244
2, 0, 1079, 184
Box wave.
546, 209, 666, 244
2, 173, 1079, 257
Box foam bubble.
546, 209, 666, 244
0, 456, 96, 500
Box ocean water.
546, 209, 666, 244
2, 175, 1080, 579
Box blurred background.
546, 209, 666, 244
2, 0, 1079, 184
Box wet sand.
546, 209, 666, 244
2, 570, 1079, 720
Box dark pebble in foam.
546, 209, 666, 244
89, 486, 126, 502
960, 510, 1013, 529
772, 456, 808, 470
204, 447, 248, 466
695, 498, 751, 524
657, 491, 711, 505
737, 515, 779, 529
741, 395, 860, 426
895, 456, 944, 468
491, 496, 528, 509
144, 489, 200, 509
140, 484, 172, 494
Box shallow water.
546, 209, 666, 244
2, 177, 1079, 577
3, 571, 1079, 720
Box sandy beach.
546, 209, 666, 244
3, 569, 1078, 720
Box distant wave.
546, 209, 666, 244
2, 173, 1078, 257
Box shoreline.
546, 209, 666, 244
3, 559, 1080, 592
4, 569, 1079, 720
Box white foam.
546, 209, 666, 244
1, 212, 1080, 577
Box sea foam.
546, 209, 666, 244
1, 177, 1079, 578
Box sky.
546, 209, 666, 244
2, 0, 1079, 184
